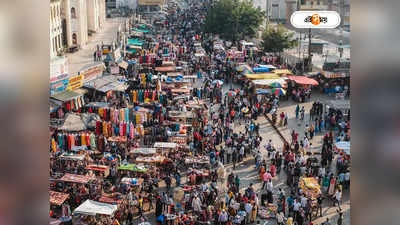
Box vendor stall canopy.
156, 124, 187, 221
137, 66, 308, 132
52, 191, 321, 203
287, 75, 319, 86
51, 89, 87, 102
133, 28, 150, 33
73, 200, 118, 216
245, 73, 280, 80
127, 39, 143, 46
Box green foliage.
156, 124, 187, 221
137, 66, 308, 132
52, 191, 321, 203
203, 0, 264, 42
261, 26, 298, 53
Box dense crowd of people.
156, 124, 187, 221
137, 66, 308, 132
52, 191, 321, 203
49, 0, 350, 225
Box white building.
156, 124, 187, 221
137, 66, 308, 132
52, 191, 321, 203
62, 0, 89, 47
87, 0, 106, 33
50, 0, 63, 58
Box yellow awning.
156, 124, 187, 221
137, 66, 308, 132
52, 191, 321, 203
274, 69, 293, 75
245, 73, 280, 79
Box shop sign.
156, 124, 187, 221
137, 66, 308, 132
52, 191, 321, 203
50, 77, 69, 95
67, 74, 84, 90
81, 63, 105, 82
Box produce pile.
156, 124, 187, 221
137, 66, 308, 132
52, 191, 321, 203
299, 177, 321, 199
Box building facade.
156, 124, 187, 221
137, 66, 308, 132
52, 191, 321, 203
61, 0, 89, 48
50, 0, 64, 58
87, 0, 106, 33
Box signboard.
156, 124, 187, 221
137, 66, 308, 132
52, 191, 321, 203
111, 66, 120, 74
138, 0, 163, 5
50, 77, 69, 96
67, 74, 84, 91
81, 63, 105, 82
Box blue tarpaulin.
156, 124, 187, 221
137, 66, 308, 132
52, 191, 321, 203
253, 67, 271, 73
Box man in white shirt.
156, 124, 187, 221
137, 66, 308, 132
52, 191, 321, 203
293, 199, 301, 221
192, 196, 202, 214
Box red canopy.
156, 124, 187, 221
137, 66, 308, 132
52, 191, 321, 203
287, 76, 319, 86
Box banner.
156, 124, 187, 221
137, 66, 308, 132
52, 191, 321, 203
67, 74, 84, 91
50, 77, 69, 96
81, 63, 105, 82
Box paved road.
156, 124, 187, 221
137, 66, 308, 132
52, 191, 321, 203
66, 17, 126, 75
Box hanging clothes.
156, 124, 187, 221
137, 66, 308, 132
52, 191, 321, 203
96, 121, 101, 136
102, 121, 108, 137
90, 133, 96, 149
85, 133, 90, 147
125, 108, 129, 122
119, 122, 124, 137
51, 138, 56, 152
130, 122, 134, 139
81, 133, 86, 146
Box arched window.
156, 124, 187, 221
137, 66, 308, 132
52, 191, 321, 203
71, 7, 76, 19
72, 33, 77, 45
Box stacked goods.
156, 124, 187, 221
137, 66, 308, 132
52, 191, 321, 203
258, 204, 277, 219
299, 177, 321, 199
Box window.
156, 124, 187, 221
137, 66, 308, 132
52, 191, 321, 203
72, 33, 77, 45
71, 7, 76, 19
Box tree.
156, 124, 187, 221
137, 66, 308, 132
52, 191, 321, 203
261, 26, 298, 54
203, 0, 264, 43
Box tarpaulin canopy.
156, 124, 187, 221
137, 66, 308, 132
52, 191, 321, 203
85, 164, 109, 172
125, 49, 137, 54
274, 69, 293, 75
118, 164, 148, 172
127, 39, 144, 46
256, 89, 271, 95
50, 191, 69, 206
255, 64, 276, 69
60, 152, 86, 160
130, 147, 157, 155
253, 67, 271, 73
252, 78, 287, 86
245, 73, 280, 80
154, 142, 177, 149
133, 28, 150, 33
327, 99, 350, 110
235, 64, 252, 73
59, 113, 87, 131
73, 200, 118, 216
287, 75, 319, 85
59, 173, 94, 184
155, 66, 176, 72
85, 102, 110, 108
84, 75, 128, 93
51, 90, 86, 102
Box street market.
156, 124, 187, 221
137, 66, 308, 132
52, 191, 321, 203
49, 0, 350, 225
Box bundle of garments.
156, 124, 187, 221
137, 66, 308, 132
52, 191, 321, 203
95, 120, 145, 138
89, 107, 151, 125
139, 54, 156, 64
132, 89, 165, 103
63, 95, 85, 112
54, 132, 96, 151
